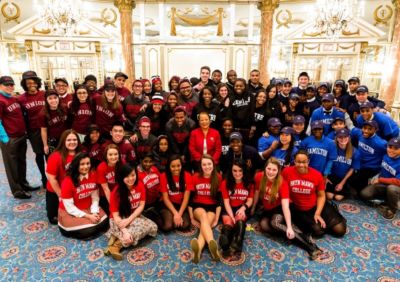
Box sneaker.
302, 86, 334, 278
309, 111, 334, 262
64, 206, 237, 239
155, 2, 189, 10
208, 239, 220, 261
190, 238, 201, 263
13, 190, 31, 199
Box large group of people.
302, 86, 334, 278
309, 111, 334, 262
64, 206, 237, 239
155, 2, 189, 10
0, 66, 399, 263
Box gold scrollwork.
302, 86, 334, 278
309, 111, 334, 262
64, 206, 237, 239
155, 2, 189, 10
37, 41, 57, 50
374, 5, 393, 26
338, 44, 356, 50
303, 31, 322, 37
73, 42, 91, 49
303, 44, 320, 51
169, 7, 224, 36
32, 27, 51, 35
276, 9, 292, 29
1, 2, 20, 24
342, 28, 360, 36
100, 8, 117, 27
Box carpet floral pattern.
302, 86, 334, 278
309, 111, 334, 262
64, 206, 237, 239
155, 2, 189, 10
0, 149, 399, 281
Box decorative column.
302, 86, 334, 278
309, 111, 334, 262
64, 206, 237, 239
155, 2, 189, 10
257, 0, 279, 86
381, 0, 400, 117
114, 0, 135, 87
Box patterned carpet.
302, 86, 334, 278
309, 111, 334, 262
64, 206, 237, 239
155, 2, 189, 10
0, 147, 399, 281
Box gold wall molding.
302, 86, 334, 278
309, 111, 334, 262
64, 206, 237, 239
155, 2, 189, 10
114, 0, 135, 12
101, 8, 117, 27
1, 2, 20, 24
338, 43, 356, 50
303, 44, 319, 51
37, 42, 57, 49
276, 9, 292, 28
342, 28, 360, 36
169, 7, 224, 36
73, 42, 91, 49
32, 27, 51, 35
374, 5, 393, 26
257, 0, 279, 12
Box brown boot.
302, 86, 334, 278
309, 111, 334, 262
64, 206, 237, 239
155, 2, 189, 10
108, 239, 123, 260
104, 235, 117, 256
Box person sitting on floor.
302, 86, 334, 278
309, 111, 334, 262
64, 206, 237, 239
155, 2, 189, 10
58, 152, 108, 239
104, 164, 158, 260
360, 137, 400, 219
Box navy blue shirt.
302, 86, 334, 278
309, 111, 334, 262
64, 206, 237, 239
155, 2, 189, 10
356, 112, 399, 140
310, 106, 345, 135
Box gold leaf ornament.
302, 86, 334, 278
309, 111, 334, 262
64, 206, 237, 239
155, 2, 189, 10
1, 2, 20, 24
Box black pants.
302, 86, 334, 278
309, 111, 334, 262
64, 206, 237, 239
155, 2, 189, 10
349, 168, 380, 193
27, 130, 46, 184
46, 190, 59, 222
0, 135, 28, 195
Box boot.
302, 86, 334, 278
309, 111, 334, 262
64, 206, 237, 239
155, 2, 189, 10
229, 221, 246, 254
103, 235, 117, 256
295, 232, 322, 260
218, 225, 234, 255
108, 238, 123, 260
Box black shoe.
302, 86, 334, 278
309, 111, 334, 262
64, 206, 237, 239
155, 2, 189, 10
49, 217, 58, 225
13, 190, 32, 199
24, 185, 41, 191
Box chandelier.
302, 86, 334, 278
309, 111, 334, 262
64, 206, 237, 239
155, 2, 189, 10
40, 0, 82, 36
314, 0, 355, 39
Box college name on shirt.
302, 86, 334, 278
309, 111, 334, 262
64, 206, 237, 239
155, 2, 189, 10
196, 183, 211, 196
6, 102, 21, 112
335, 155, 352, 165
77, 109, 92, 116
359, 142, 374, 154
290, 180, 314, 194
168, 183, 183, 196
254, 112, 264, 122
307, 147, 327, 157
382, 161, 396, 176
25, 100, 45, 109
230, 188, 249, 201
232, 97, 251, 107
76, 182, 97, 199
105, 171, 115, 183
143, 173, 160, 189
49, 115, 67, 126
322, 117, 333, 125
129, 191, 142, 209
96, 105, 114, 118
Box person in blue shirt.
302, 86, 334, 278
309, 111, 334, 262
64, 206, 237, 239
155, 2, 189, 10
356, 101, 399, 140
349, 120, 387, 194
360, 137, 400, 219
258, 117, 282, 160
300, 120, 337, 177
326, 128, 360, 201
326, 117, 346, 140
292, 115, 307, 147
307, 93, 345, 136
271, 126, 298, 167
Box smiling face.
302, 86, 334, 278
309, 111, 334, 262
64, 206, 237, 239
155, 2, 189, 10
227, 70, 237, 84
143, 81, 151, 94
268, 87, 277, 99
55, 81, 68, 95
139, 121, 151, 137
230, 139, 243, 153
234, 80, 245, 95
65, 133, 78, 152
133, 81, 143, 96
106, 148, 119, 166
265, 162, 279, 180
199, 113, 211, 130
200, 68, 210, 83
124, 169, 137, 187
141, 156, 153, 171
232, 164, 243, 182
202, 89, 213, 104
158, 138, 168, 152
280, 132, 292, 146
360, 107, 373, 120
294, 153, 309, 174
174, 111, 186, 127
298, 76, 309, 87
110, 125, 124, 143
362, 125, 375, 138
167, 95, 178, 108
387, 145, 400, 158
218, 86, 229, 98
78, 157, 91, 176
222, 119, 233, 135
169, 159, 182, 176
76, 88, 88, 103
105, 89, 116, 102
89, 130, 100, 144
201, 157, 214, 177
26, 79, 38, 94
256, 92, 267, 106
250, 71, 260, 85
179, 82, 192, 98
47, 95, 59, 110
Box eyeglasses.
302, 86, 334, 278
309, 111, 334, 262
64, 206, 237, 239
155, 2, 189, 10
3, 84, 14, 87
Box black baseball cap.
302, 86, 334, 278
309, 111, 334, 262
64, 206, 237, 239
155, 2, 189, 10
348, 77, 360, 83
0, 76, 15, 85
356, 85, 369, 93
54, 77, 69, 85
114, 72, 128, 79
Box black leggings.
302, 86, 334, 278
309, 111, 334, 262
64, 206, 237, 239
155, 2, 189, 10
160, 206, 190, 232
46, 190, 59, 223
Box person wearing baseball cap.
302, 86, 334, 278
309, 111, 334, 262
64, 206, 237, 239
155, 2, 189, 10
347, 76, 360, 96
270, 126, 298, 167
326, 128, 360, 201
333, 79, 351, 110
17, 71, 47, 189
113, 72, 130, 102
356, 101, 399, 141
84, 74, 100, 97
0, 76, 36, 199
283, 93, 302, 127
292, 115, 307, 147
326, 117, 346, 140
307, 92, 346, 136
220, 131, 262, 176
54, 77, 72, 108
360, 136, 400, 219
258, 118, 282, 160
349, 119, 387, 194
300, 120, 337, 177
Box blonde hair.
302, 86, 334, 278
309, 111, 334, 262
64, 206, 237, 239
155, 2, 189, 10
335, 137, 353, 160
258, 157, 282, 203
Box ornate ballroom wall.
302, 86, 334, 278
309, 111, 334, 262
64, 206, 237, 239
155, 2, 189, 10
0, 0, 399, 119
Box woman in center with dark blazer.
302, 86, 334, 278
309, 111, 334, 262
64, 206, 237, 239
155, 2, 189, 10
189, 154, 222, 263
